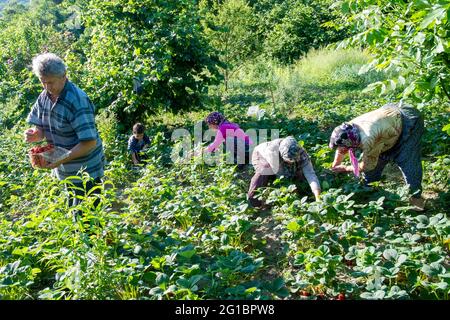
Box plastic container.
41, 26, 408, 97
29, 144, 70, 168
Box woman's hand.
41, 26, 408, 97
313, 190, 321, 202
331, 164, 353, 173
331, 147, 348, 168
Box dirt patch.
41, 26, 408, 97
251, 209, 287, 282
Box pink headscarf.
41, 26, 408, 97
349, 148, 359, 177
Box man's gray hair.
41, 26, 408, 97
32, 53, 66, 78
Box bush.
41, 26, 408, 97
82, 0, 222, 125
261, 0, 348, 64
95, 109, 125, 162
0, 1, 80, 120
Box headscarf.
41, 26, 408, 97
329, 123, 361, 177
279, 136, 301, 162
205, 112, 226, 126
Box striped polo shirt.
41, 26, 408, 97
27, 80, 105, 181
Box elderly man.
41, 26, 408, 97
329, 102, 425, 210
24, 53, 105, 213
248, 136, 321, 207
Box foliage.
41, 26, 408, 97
200, 0, 260, 91
334, 0, 450, 103
0, 0, 77, 114
226, 48, 389, 114
260, 0, 349, 64
1, 48, 448, 299
81, 0, 222, 125
95, 109, 126, 162
0, 1, 448, 301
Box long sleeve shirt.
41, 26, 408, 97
350, 105, 402, 171
206, 121, 253, 152
251, 139, 321, 194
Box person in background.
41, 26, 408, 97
128, 122, 151, 165
24, 52, 105, 219
329, 101, 425, 211
204, 111, 253, 168
248, 136, 321, 208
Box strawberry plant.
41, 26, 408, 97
0, 36, 448, 300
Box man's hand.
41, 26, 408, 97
24, 127, 43, 143
45, 159, 64, 169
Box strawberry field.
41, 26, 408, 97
0, 0, 449, 301
1, 75, 449, 300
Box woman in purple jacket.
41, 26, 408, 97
204, 112, 253, 167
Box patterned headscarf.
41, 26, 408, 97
329, 123, 360, 149
279, 136, 301, 162
205, 112, 226, 126
329, 123, 361, 177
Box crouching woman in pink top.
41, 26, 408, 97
204, 112, 253, 168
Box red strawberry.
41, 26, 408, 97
345, 259, 355, 267
337, 293, 345, 300
29, 144, 53, 168
300, 290, 310, 297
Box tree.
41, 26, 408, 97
81, 0, 222, 124
0, 0, 77, 115
200, 0, 260, 91
260, 0, 348, 64
335, 0, 450, 102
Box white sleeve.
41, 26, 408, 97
301, 159, 321, 193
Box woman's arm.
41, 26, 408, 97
302, 160, 321, 201
331, 148, 350, 172
332, 148, 347, 167
206, 130, 225, 153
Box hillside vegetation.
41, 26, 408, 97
0, 0, 448, 300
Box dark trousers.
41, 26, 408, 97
247, 173, 276, 207
67, 177, 102, 221
364, 105, 424, 197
